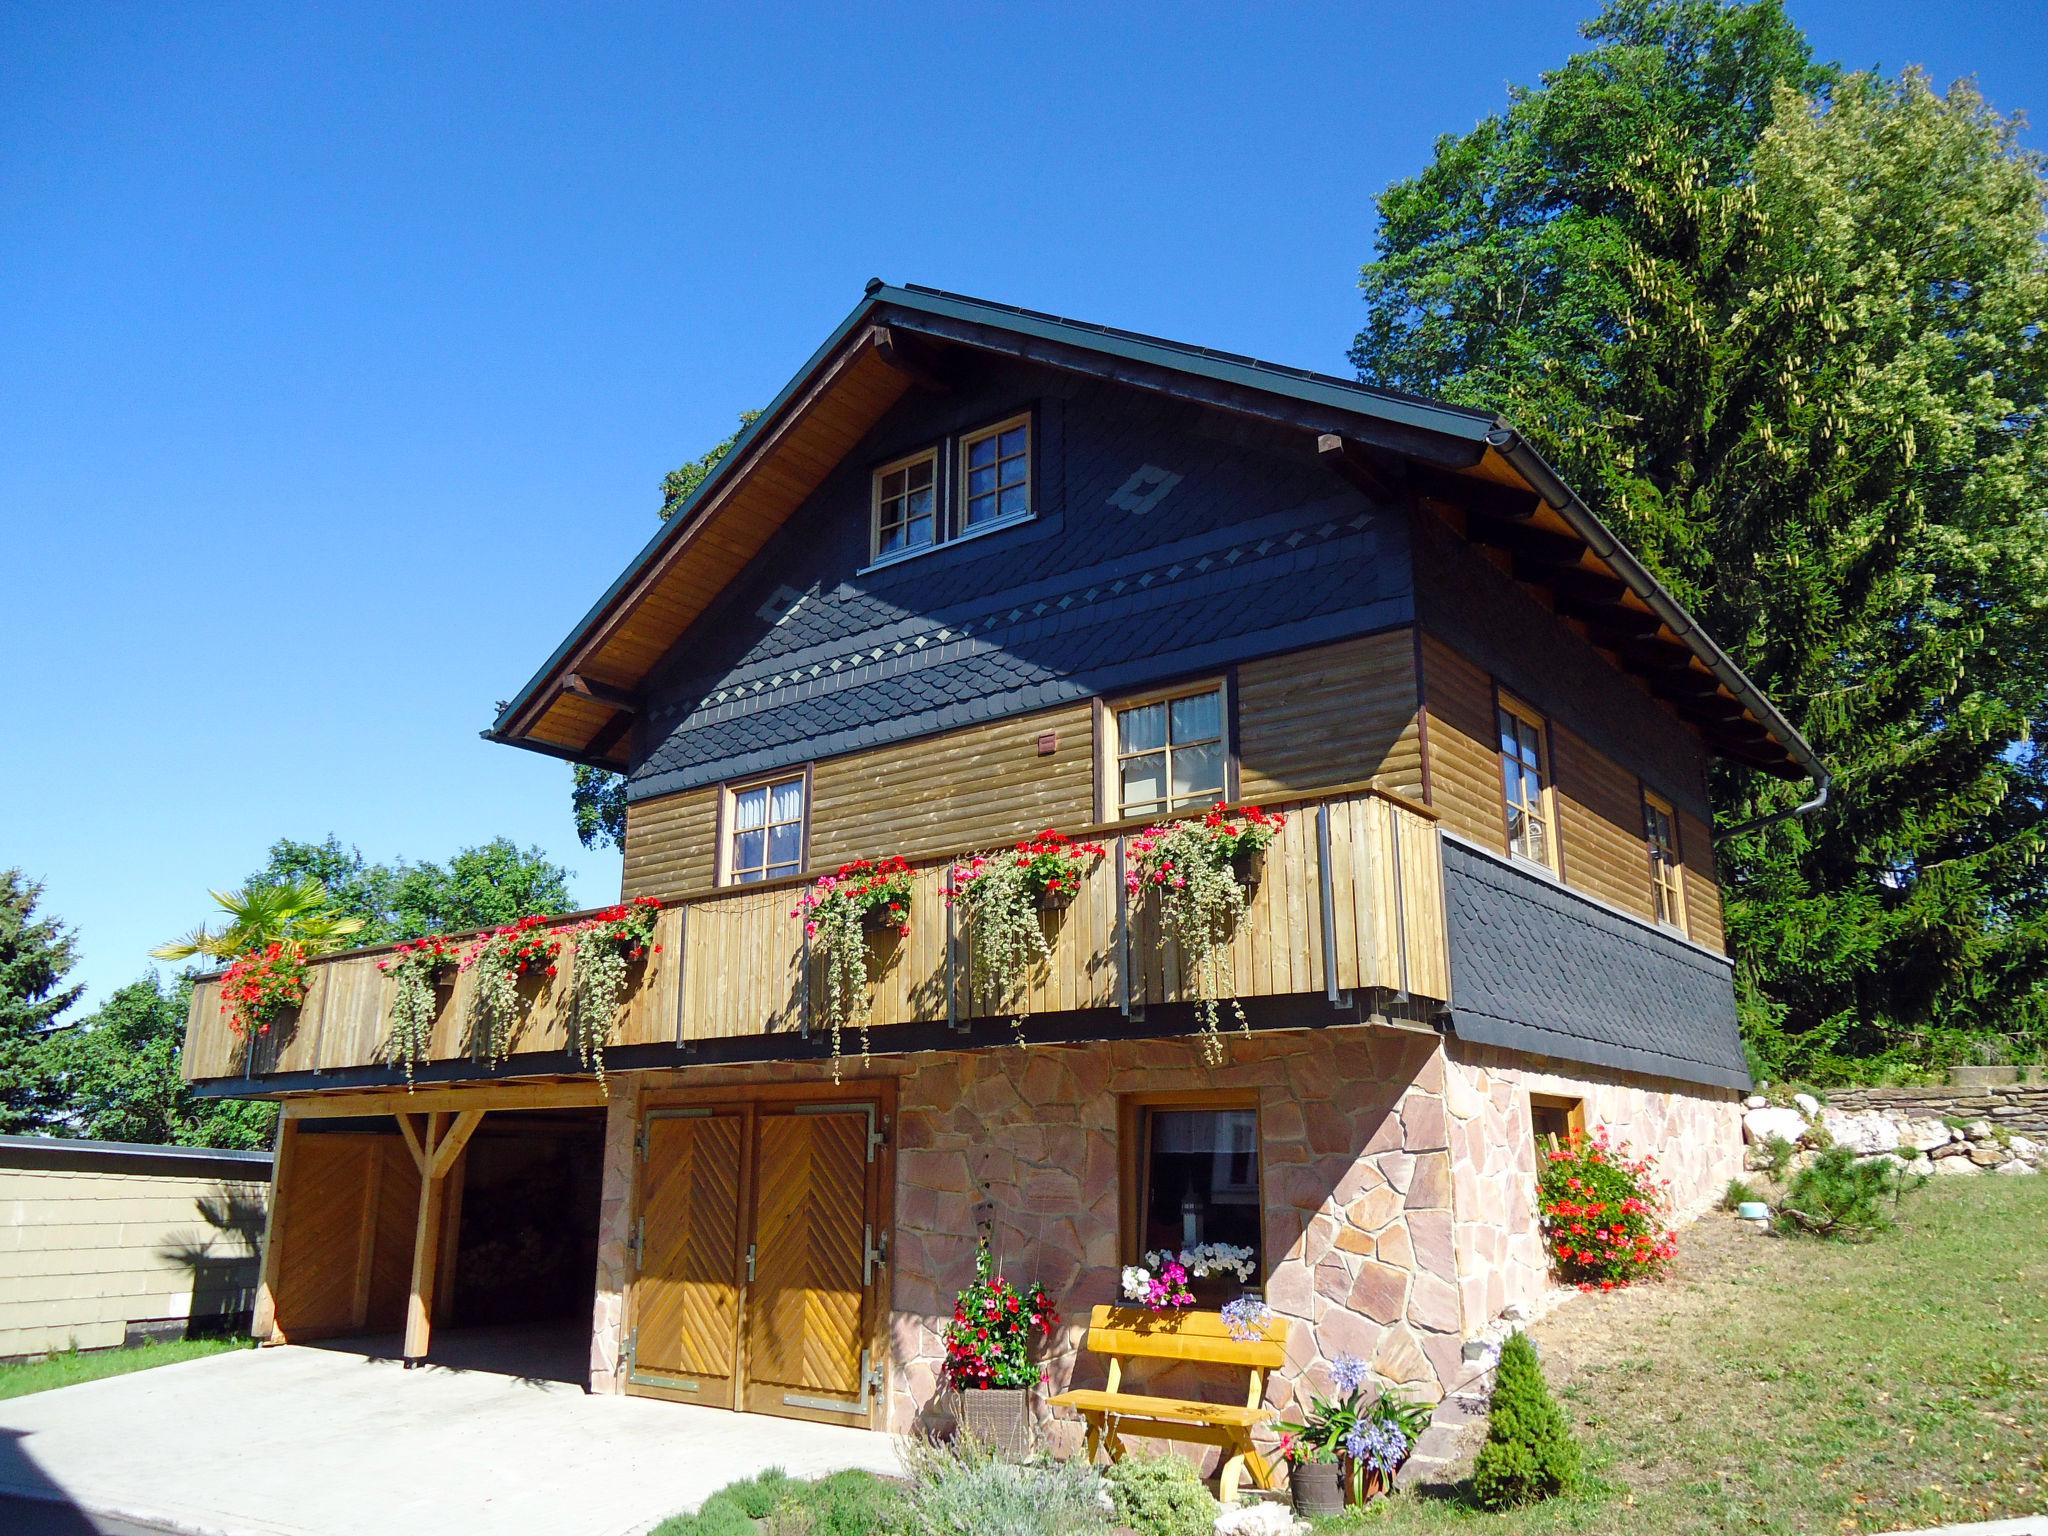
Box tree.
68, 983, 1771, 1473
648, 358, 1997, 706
1352, 0, 2048, 1080
150, 875, 367, 962
1471, 1332, 1582, 1509
571, 409, 764, 851
243, 836, 575, 946
38, 974, 276, 1150
1, 870, 81, 1133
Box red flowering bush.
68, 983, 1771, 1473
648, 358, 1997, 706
219, 941, 311, 1039
377, 933, 465, 1084
791, 856, 915, 1078
462, 914, 564, 1065
1537, 1129, 1676, 1290
568, 896, 665, 1082
941, 1239, 1058, 1391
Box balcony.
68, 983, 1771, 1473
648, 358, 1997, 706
181, 784, 1448, 1088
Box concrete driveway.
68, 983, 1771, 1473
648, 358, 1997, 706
0, 1328, 902, 1536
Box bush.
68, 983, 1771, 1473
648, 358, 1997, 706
1760, 1134, 1799, 1179
899, 1435, 1109, 1536
1722, 1177, 1761, 1210
1774, 1146, 1922, 1241
1536, 1129, 1676, 1289
654, 1469, 901, 1536
1102, 1452, 1215, 1536
1470, 1333, 1582, 1510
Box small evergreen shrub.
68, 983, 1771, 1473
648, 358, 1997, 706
1760, 1134, 1799, 1179
1774, 1146, 1922, 1241
1102, 1452, 1215, 1536
1722, 1177, 1761, 1210
899, 1435, 1109, 1536
1470, 1332, 1582, 1510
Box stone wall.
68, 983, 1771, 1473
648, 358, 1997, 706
587, 1074, 644, 1395
1443, 1040, 1745, 1329
1821, 1083, 2048, 1140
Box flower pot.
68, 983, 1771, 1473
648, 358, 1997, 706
1232, 845, 1268, 889
954, 1385, 1033, 1457
861, 904, 899, 937
1037, 884, 1077, 913
1289, 1461, 1345, 1517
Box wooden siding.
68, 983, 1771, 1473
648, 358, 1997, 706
1235, 629, 1422, 803
185, 786, 1447, 1085
1418, 635, 1504, 853
1679, 808, 1726, 951
622, 787, 719, 901
1552, 722, 1655, 921
809, 700, 1097, 866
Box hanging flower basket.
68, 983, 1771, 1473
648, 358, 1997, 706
567, 896, 664, 1084
949, 832, 1106, 1037
792, 856, 914, 1079
1232, 843, 1269, 889
461, 915, 563, 1067
218, 941, 311, 1044
940, 1239, 1057, 1455
378, 933, 466, 1086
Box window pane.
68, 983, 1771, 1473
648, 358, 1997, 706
877, 520, 904, 554
733, 827, 765, 874
732, 786, 766, 833
1119, 702, 1166, 753
907, 457, 933, 488
905, 511, 934, 547
999, 426, 1027, 458
1170, 740, 1223, 802
968, 435, 996, 468
881, 467, 906, 500
767, 821, 801, 870
771, 778, 804, 823
998, 482, 1028, 516
1120, 753, 1165, 815
968, 464, 996, 497
1143, 1109, 1261, 1264
966, 493, 996, 527
1169, 689, 1221, 744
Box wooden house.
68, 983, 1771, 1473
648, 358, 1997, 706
182, 283, 1823, 1438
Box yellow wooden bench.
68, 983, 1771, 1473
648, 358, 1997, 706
1049, 1304, 1287, 1505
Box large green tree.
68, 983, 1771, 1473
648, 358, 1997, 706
572, 410, 764, 851
1352, 0, 2048, 1079
1, 870, 81, 1133
249, 835, 575, 946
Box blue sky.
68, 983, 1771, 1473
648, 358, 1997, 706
4, 1, 2043, 1016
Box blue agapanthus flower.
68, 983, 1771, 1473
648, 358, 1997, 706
1345, 1419, 1409, 1478
1220, 1295, 1272, 1343
1328, 1355, 1371, 1396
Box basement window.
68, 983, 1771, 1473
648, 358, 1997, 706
1123, 1095, 1264, 1297
1529, 1094, 1585, 1152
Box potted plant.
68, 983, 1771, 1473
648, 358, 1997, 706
1277, 1357, 1431, 1511
1125, 805, 1286, 1064
941, 1239, 1059, 1456
951, 830, 1106, 1029
217, 940, 312, 1046
461, 914, 563, 1066
377, 933, 465, 1085
791, 856, 914, 1080
567, 896, 663, 1082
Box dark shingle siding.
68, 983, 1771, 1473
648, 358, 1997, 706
1441, 835, 1749, 1090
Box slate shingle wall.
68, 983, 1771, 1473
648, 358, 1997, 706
629, 356, 1413, 801
1441, 835, 1749, 1090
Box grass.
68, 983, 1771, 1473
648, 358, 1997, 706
1318, 1176, 2048, 1536
650, 1467, 902, 1536
0, 1335, 253, 1401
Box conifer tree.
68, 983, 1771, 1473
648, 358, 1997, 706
1472, 1331, 1583, 1509
1, 869, 82, 1132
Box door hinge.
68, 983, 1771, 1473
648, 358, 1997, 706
636, 1123, 648, 1162
745, 1242, 757, 1283
864, 1350, 886, 1396
632, 1216, 644, 1269
867, 1114, 887, 1163
864, 1224, 888, 1286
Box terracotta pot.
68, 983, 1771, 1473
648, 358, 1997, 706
954, 1385, 1033, 1457
1289, 1460, 1345, 1517
1232, 845, 1268, 889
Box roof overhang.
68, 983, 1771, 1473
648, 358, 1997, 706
485, 282, 1823, 785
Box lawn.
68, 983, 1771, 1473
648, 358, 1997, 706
0, 1336, 253, 1401
1331, 1174, 2048, 1536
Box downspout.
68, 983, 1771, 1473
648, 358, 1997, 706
1714, 775, 1831, 842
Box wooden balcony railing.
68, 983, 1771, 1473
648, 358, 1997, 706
182, 784, 1448, 1087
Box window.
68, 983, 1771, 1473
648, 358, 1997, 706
871, 450, 937, 560
960, 414, 1031, 531
1643, 789, 1686, 933
1529, 1094, 1584, 1151
1124, 1096, 1263, 1293
1497, 695, 1554, 869
725, 775, 805, 884
1114, 683, 1226, 818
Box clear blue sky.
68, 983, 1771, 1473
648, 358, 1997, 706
4, 2, 2042, 1017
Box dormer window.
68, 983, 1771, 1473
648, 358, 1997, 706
960, 414, 1031, 531
872, 450, 937, 560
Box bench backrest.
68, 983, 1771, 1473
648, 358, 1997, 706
1082, 1304, 1288, 1370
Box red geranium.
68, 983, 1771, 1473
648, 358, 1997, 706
1537, 1128, 1676, 1288
218, 941, 311, 1039
940, 1239, 1059, 1391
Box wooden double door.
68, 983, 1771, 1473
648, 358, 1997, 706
627, 1095, 889, 1425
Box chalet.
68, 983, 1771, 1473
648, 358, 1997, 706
182, 282, 1823, 1443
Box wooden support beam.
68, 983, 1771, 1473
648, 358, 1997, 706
1315, 433, 1406, 505
871, 324, 955, 391
395, 1111, 426, 1173
403, 1113, 446, 1364
250, 1107, 300, 1344
1467, 511, 1585, 568
562, 673, 641, 713
583, 708, 635, 763
285, 1080, 609, 1120
348, 1139, 383, 1331
429, 1108, 485, 1180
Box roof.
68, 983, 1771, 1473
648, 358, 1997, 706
485, 281, 1823, 784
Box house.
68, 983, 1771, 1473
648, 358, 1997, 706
181, 282, 1823, 1440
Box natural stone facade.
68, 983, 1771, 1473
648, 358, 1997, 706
583, 1024, 1745, 1446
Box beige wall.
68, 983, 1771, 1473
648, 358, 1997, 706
0, 1143, 271, 1358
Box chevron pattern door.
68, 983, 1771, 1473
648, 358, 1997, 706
741, 1105, 876, 1421
631, 1109, 747, 1405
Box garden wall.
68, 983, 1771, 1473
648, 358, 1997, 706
1820, 1082, 2048, 1139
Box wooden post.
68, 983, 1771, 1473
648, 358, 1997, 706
250, 1105, 300, 1344
401, 1108, 486, 1367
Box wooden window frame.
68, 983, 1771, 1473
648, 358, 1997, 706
868, 447, 940, 566
956, 411, 1034, 538
716, 769, 811, 887
1117, 1090, 1265, 1292
1528, 1093, 1585, 1152
1641, 787, 1687, 935
1495, 691, 1557, 872
1104, 676, 1232, 821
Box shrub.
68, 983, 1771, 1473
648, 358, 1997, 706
1536, 1130, 1676, 1289
1722, 1176, 1761, 1210
1774, 1146, 1922, 1241
767, 1471, 903, 1536
898, 1435, 1109, 1536
1102, 1452, 1215, 1536
1760, 1133, 1799, 1179
1470, 1332, 1582, 1510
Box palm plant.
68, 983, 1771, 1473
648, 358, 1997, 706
151, 876, 365, 961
